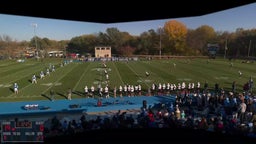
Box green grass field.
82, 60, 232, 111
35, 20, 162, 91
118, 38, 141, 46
0, 58, 255, 102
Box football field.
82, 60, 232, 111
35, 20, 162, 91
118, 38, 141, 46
0, 58, 255, 102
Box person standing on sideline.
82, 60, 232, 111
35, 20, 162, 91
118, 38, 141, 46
113, 86, 117, 98
14, 83, 19, 94
84, 85, 88, 98
232, 81, 236, 94
50, 89, 55, 101
67, 88, 72, 100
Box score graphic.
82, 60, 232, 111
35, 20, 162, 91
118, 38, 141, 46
1, 121, 44, 143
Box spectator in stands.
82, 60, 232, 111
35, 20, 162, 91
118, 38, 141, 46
238, 94, 247, 124
251, 113, 256, 132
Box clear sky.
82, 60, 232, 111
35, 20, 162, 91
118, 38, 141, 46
0, 2, 256, 42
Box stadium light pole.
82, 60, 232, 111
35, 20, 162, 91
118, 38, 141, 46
224, 39, 227, 59
159, 26, 162, 59
248, 39, 251, 58
31, 23, 38, 57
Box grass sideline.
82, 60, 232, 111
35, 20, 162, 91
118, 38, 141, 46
0, 58, 255, 102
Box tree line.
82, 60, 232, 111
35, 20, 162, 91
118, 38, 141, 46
0, 20, 256, 59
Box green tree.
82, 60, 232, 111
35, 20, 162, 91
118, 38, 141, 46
136, 29, 158, 55
96, 28, 136, 56
67, 34, 97, 55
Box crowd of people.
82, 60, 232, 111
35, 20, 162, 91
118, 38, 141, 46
9, 59, 256, 143
42, 87, 256, 142
40, 72, 256, 141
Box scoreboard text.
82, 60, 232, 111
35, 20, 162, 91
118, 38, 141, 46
1, 121, 44, 143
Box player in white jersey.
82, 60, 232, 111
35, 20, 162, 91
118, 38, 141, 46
84, 86, 88, 97
40, 71, 45, 79
90, 86, 95, 98
138, 84, 142, 96
188, 83, 191, 90
145, 71, 150, 77
104, 85, 109, 98
119, 85, 123, 97
67, 88, 72, 100
181, 82, 186, 89
130, 85, 134, 96
14, 83, 19, 94
51, 65, 55, 72
127, 85, 131, 97
191, 82, 195, 89
177, 83, 181, 90
166, 83, 170, 95
173, 63, 176, 68
238, 70, 242, 77
197, 82, 201, 90
113, 86, 117, 98
32, 74, 37, 84
124, 85, 127, 96
173, 84, 177, 91
46, 69, 50, 76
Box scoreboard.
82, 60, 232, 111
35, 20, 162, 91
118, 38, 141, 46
1, 121, 44, 143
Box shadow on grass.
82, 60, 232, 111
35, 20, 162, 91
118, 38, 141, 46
41, 94, 52, 101
73, 91, 84, 97
9, 88, 14, 92
56, 92, 67, 99
94, 78, 102, 82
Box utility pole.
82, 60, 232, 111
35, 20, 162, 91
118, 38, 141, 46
31, 23, 38, 58
224, 39, 228, 59
159, 26, 162, 59
248, 40, 251, 58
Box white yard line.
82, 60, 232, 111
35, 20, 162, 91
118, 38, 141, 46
41, 64, 79, 94
5, 65, 43, 85
73, 63, 91, 90
124, 62, 150, 87
111, 62, 125, 85
6, 64, 79, 97
143, 62, 168, 83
